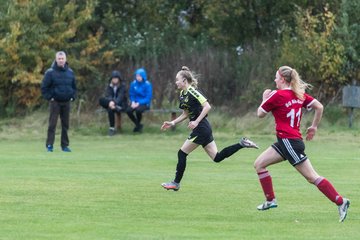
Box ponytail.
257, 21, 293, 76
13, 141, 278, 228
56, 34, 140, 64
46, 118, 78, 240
178, 66, 199, 88
278, 66, 312, 100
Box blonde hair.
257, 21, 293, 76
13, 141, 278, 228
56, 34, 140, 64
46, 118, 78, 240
178, 66, 199, 88
278, 66, 312, 100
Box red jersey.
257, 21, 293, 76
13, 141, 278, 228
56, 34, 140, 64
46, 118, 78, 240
259, 89, 316, 139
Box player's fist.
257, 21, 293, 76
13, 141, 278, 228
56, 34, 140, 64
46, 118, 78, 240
306, 126, 317, 141
262, 89, 272, 101
161, 121, 174, 131
188, 121, 198, 130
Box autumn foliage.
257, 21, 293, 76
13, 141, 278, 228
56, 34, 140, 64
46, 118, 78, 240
0, 0, 359, 116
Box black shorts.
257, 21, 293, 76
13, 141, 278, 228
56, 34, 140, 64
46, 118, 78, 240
187, 118, 214, 147
271, 137, 307, 166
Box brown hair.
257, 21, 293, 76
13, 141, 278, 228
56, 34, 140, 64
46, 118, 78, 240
278, 66, 312, 100
177, 66, 199, 88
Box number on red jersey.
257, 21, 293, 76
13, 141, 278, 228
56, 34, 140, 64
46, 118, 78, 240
286, 108, 301, 128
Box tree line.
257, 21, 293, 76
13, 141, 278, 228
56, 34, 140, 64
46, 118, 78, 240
0, 0, 359, 116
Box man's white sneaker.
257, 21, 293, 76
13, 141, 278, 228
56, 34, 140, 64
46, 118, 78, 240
338, 198, 350, 222
257, 199, 278, 210
240, 137, 259, 149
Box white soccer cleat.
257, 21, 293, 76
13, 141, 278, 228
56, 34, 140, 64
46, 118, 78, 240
161, 181, 180, 191
257, 199, 278, 211
240, 137, 259, 149
338, 198, 350, 222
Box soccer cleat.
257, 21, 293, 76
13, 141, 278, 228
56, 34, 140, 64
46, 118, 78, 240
240, 137, 259, 149
161, 181, 180, 191
62, 147, 72, 152
257, 199, 278, 210
46, 145, 53, 152
338, 198, 350, 222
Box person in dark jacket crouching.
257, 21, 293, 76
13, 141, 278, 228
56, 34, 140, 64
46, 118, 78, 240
41, 51, 77, 152
99, 70, 127, 136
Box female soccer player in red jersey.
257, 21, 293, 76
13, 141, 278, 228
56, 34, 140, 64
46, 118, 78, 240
161, 66, 258, 191
254, 66, 350, 222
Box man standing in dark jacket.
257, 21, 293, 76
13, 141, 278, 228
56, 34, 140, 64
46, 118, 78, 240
99, 70, 127, 136
41, 51, 77, 152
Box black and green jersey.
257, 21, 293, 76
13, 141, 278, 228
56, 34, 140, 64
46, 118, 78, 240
179, 86, 207, 121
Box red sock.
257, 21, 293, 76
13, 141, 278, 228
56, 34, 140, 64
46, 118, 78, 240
315, 177, 343, 205
258, 171, 275, 201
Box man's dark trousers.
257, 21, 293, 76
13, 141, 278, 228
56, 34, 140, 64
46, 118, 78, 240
46, 101, 70, 148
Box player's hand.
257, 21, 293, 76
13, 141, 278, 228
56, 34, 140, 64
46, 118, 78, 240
188, 121, 198, 130
262, 89, 273, 101
161, 121, 174, 131
306, 126, 317, 141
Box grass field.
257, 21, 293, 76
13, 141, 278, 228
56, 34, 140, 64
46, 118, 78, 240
0, 117, 359, 239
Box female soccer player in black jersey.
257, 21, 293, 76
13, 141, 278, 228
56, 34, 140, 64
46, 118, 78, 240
161, 66, 258, 191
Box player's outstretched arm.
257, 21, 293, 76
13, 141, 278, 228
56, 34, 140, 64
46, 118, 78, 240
161, 110, 188, 131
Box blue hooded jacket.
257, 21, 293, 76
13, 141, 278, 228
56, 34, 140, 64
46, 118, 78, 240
129, 68, 152, 106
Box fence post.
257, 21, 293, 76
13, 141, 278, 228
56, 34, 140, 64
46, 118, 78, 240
342, 81, 359, 128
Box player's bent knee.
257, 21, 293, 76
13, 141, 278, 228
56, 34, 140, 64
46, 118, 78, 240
254, 164, 263, 172
254, 159, 263, 171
